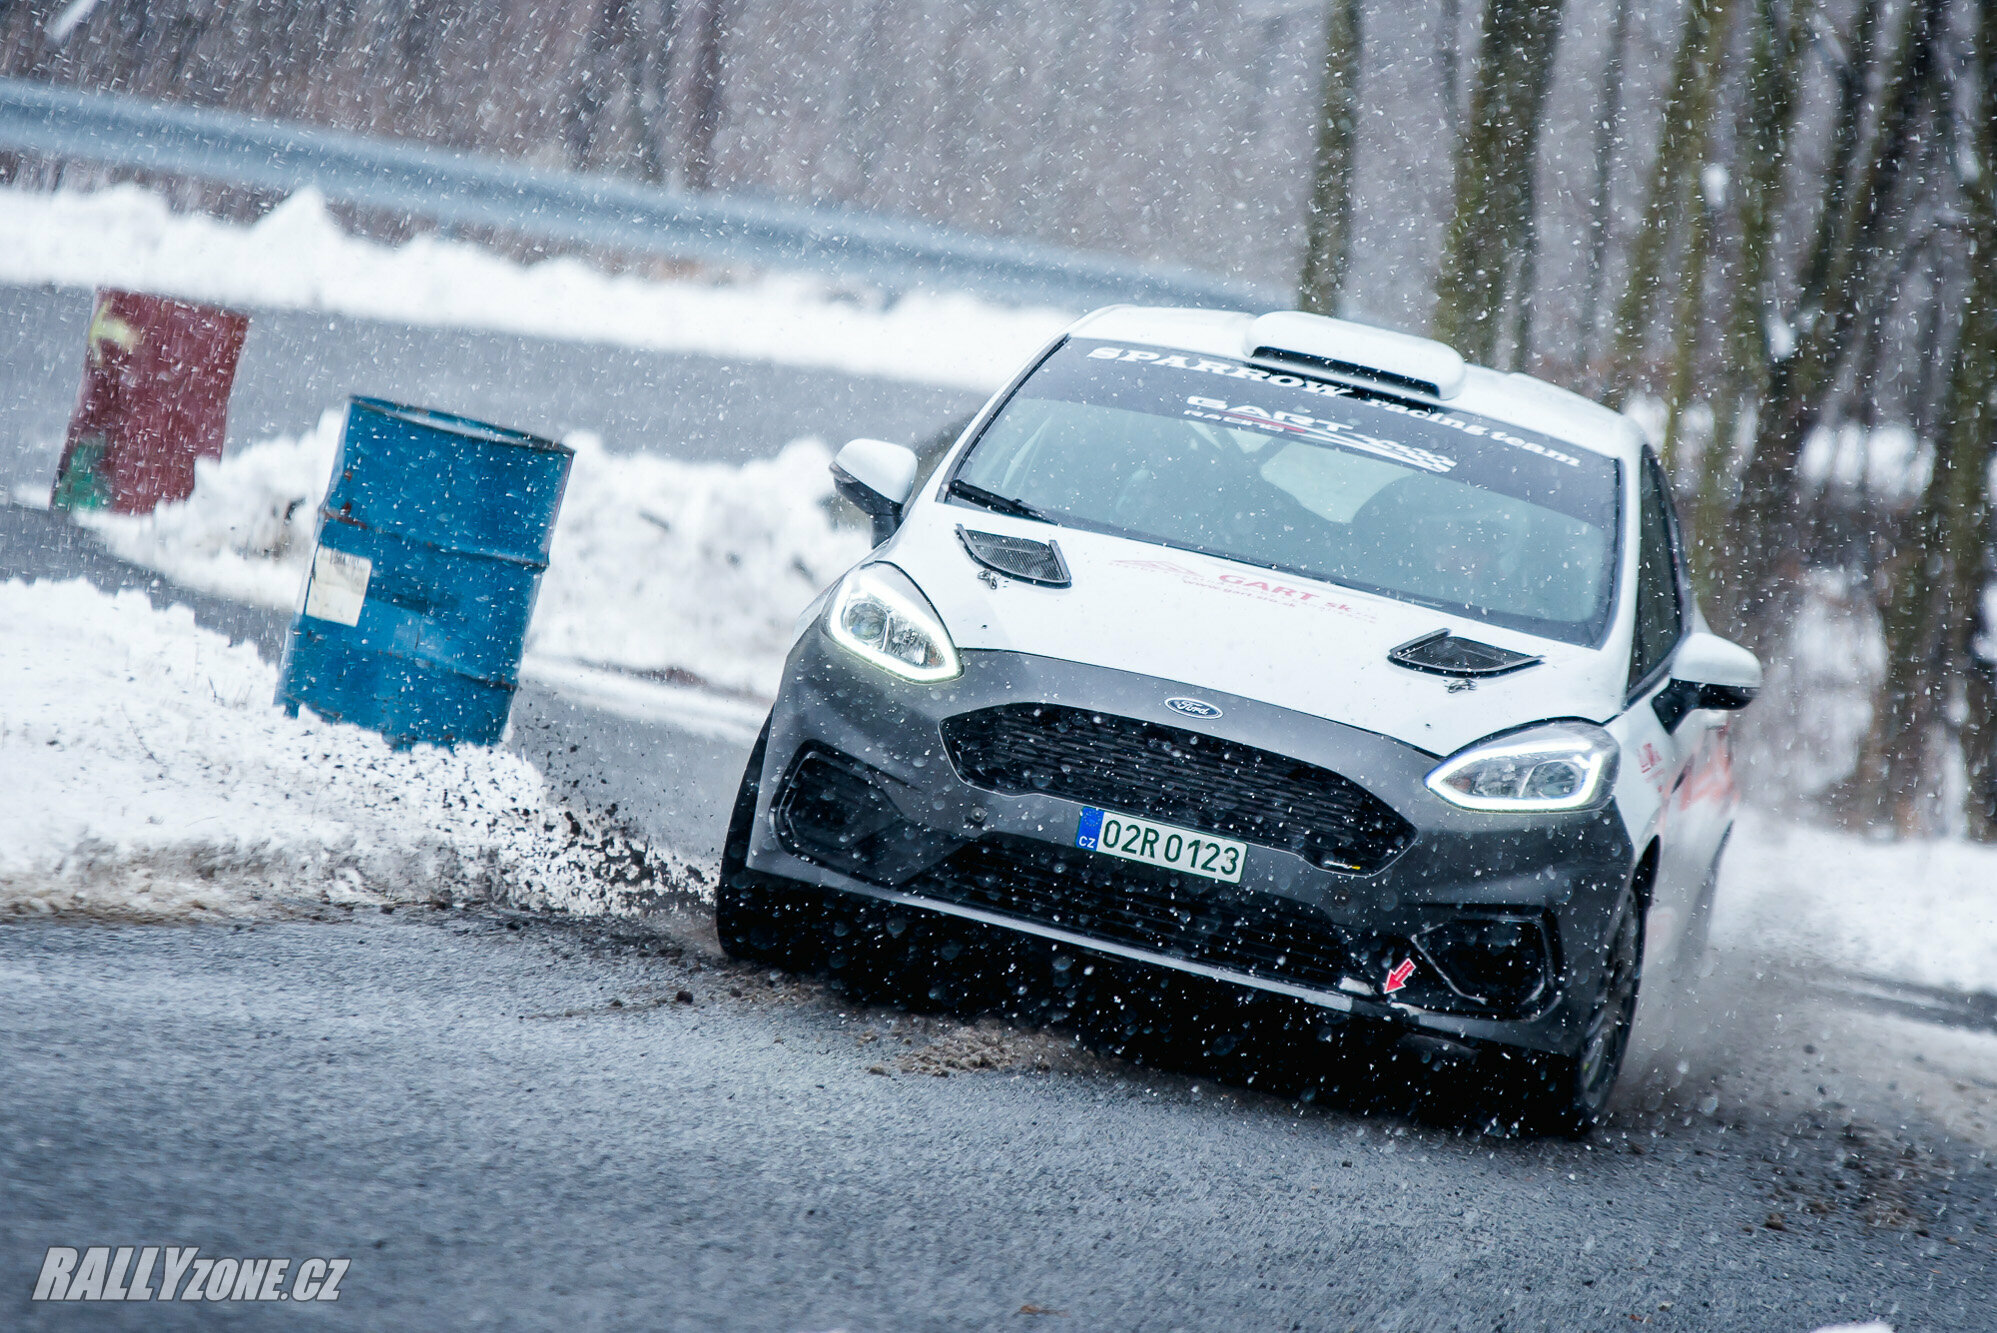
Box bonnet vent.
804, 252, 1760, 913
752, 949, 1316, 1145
957, 526, 1071, 587
1388, 630, 1542, 678
1245, 311, 1467, 400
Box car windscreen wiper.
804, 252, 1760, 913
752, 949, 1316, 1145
947, 478, 1050, 522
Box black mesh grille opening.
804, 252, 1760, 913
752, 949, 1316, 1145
773, 748, 906, 871
1412, 915, 1555, 1014
909, 836, 1349, 989
939, 704, 1414, 873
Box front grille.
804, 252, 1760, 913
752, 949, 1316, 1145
908, 836, 1349, 989
940, 704, 1414, 873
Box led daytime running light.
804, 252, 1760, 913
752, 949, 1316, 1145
827, 565, 962, 683
1424, 722, 1618, 813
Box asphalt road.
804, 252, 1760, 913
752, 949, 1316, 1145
2, 908, 1994, 1331
0, 283, 985, 500
3, 307, 1995, 1328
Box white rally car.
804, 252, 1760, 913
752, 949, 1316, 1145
717, 307, 1760, 1132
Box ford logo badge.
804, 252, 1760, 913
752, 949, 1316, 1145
1165, 697, 1222, 719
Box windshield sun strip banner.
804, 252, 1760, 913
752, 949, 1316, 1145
992, 339, 1619, 531
1078, 342, 1590, 469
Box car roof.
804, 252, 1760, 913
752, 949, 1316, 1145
1065, 306, 1649, 469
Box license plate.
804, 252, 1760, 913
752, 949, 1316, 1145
1075, 808, 1244, 883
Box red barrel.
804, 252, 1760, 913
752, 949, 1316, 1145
51, 290, 250, 514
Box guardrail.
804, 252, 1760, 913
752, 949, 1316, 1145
0, 76, 1276, 310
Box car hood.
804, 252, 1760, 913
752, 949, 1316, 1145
886, 504, 1627, 757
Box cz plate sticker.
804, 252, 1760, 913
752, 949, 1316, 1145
1076, 807, 1245, 883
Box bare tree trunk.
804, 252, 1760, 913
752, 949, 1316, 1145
1438, 0, 1462, 136
1852, 403, 1954, 832
565, 0, 634, 171
1793, 0, 1886, 325
1657, 172, 1715, 471
1859, 0, 1997, 836
1431, 0, 1565, 365
1578, 0, 1632, 372
1602, 0, 1736, 409
1692, 0, 1814, 593
1720, 0, 1946, 652
1967, 620, 1997, 839
1959, 0, 1997, 840
1298, 0, 1362, 317
1847, 268, 1984, 836
1507, 173, 1539, 371
681, 0, 724, 191
627, 0, 676, 184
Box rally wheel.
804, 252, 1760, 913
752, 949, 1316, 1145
714, 718, 822, 971
1496, 887, 1643, 1137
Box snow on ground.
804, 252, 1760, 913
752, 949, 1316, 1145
67, 410, 870, 699
0, 184, 1071, 392
1734, 571, 1885, 816
60, 414, 339, 612
1718, 810, 1997, 995
531, 432, 867, 697
0, 578, 687, 920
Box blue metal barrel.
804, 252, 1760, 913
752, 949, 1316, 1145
277, 397, 573, 747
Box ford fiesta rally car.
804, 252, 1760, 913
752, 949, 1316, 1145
717, 307, 1762, 1131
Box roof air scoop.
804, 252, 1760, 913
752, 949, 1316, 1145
1388, 629, 1542, 678
957, 526, 1071, 587
1245, 311, 1467, 401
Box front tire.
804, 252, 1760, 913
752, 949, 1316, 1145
1497, 887, 1644, 1136
714, 717, 823, 970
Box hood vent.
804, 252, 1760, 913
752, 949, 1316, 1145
1388, 629, 1542, 678
957, 526, 1071, 587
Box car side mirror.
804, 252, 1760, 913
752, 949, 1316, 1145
1652, 631, 1762, 732
831, 438, 919, 545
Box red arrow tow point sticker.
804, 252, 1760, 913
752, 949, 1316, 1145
1384, 958, 1416, 994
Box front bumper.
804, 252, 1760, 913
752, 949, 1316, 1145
744, 630, 1636, 1056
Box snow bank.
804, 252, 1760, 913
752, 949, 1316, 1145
1718, 811, 1997, 994
0, 578, 686, 920
0, 183, 1070, 392
71, 413, 341, 612
1732, 571, 1884, 812
77, 414, 870, 697
531, 433, 867, 696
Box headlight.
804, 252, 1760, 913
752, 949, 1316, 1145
826, 563, 962, 683
1424, 721, 1619, 812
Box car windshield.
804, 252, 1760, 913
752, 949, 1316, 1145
950, 338, 1623, 645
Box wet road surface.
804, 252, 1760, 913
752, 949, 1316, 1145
3, 910, 1994, 1331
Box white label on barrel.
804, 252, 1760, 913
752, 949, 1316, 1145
304, 546, 371, 627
